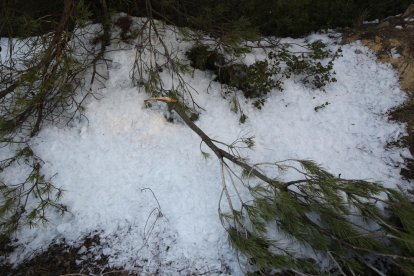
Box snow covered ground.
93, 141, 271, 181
1, 21, 412, 274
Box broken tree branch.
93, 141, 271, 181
145, 97, 286, 190
144, 97, 414, 274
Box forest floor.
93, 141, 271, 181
1, 233, 129, 276
1, 6, 414, 276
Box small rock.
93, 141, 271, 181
390, 48, 401, 59
77, 245, 87, 254
363, 19, 379, 24
374, 36, 382, 43
403, 4, 414, 17
377, 21, 390, 28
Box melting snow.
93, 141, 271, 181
1, 25, 412, 274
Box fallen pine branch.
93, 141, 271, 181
145, 97, 414, 275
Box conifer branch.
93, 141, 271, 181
145, 97, 286, 191
145, 97, 414, 275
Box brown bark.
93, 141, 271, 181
144, 97, 287, 190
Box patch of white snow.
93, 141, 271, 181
2, 24, 412, 274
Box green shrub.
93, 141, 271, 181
2, 0, 412, 38
186, 41, 340, 107
241, 0, 412, 37
185, 45, 225, 71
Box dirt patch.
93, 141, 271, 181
342, 4, 414, 180
0, 233, 130, 276
0, 233, 231, 275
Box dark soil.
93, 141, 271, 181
0, 233, 131, 276
392, 99, 414, 180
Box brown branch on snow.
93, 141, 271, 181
144, 97, 287, 191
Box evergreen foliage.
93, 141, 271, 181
0, 0, 109, 242
0, 147, 66, 243
1, 0, 412, 37
240, 0, 412, 37
0, 0, 64, 37
186, 41, 340, 111
223, 160, 414, 274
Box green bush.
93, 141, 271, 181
186, 41, 339, 105
241, 0, 412, 37
1, 0, 412, 38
